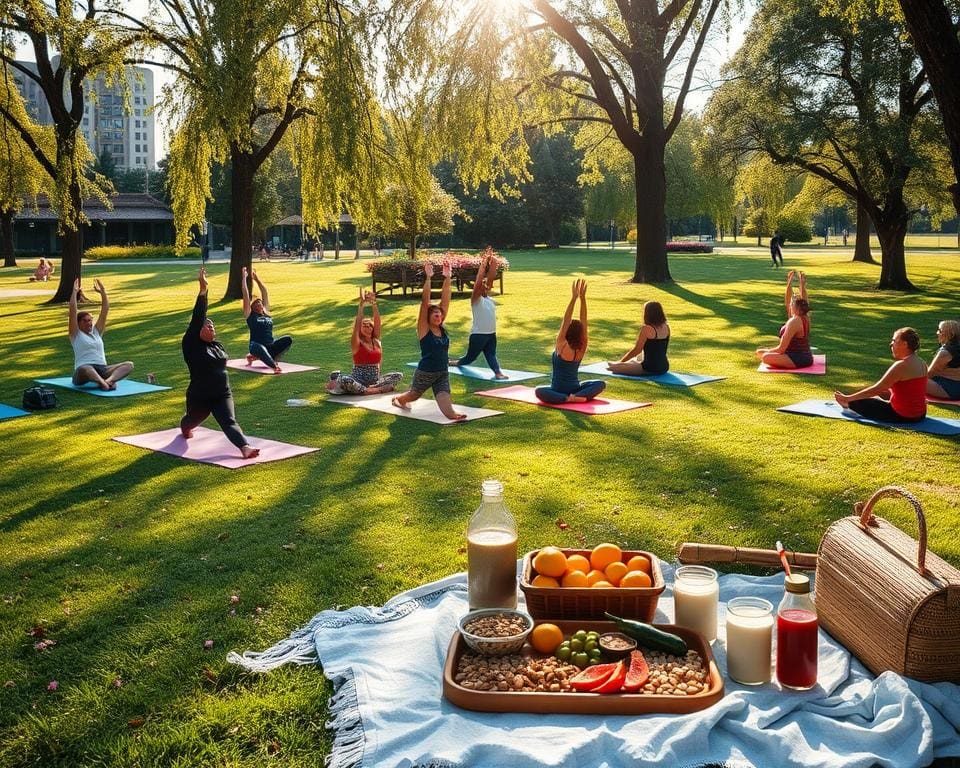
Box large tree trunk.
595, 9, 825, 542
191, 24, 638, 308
631, 136, 670, 283
873, 195, 913, 290
852, 200, 875, 263
225, 149, 255, 301
49, 178, 84, 304
1, 208, 15, 267
898, 0, 960, 216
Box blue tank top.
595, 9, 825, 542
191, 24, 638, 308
551, 350, 581, 393
247, 312, 274, 346
418, 327, 449, 372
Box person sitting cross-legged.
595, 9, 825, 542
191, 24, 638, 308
68, 278, 134, 390
326, 289, 403, 395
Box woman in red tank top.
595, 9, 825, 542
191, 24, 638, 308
834, 327, 927, 423
756, 271, 813, 369
326, 290, 403, 395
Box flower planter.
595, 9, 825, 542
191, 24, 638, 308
367, 251, 508, 297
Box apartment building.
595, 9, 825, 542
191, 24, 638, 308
13, 60, 156, 171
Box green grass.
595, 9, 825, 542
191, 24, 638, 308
1, 247, 959, 767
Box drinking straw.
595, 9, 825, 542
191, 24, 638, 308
776, 541, 793, 577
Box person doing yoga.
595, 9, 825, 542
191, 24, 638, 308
181, 269, 259, 458
756, 270, 812, 369
68, 278, 134, 390
927, 320, 960, 401
834, 327, 927, 423
326, 289, 403, 395
391, 261, 466, 421
241, 267, 292, 373
451, 252, 508, 378
607, 300, 670, 376
535, 279, 606, 404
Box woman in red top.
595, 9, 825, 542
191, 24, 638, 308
835, 327, 927, 423
756, 271, 812, 368
326, 289, 403, 395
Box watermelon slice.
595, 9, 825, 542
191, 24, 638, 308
621, 650, 650, 692
569, 662, 619, 692
590, 659, 627, 694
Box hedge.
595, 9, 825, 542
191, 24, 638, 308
84, 245, 201, 261
666, 241, 713, 253
365, 248, 509, 282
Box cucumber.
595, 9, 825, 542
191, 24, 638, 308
604, 612, 689, 656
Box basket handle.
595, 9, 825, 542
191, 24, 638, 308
854, 486, 927, 575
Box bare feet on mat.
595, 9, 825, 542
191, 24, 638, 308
566, 395, 588, 403
391, 396, 410, 410
494, 372, 508, 379
449, 412, 467, 421
181, 427, 194, 439
273, 366, 282, 374
241, 445, 260, 459
246, 354, 256, 365
451, 359, 461, 367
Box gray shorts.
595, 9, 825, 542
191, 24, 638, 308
73, 363, 110, 384
411, 368, 450, 395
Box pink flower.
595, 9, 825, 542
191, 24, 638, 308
47, 680, 58, 691
203, 639, 214, 650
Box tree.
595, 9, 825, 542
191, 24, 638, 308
112, 161, 168, 199
92, 147, 117, 183
381, 175, 463, 258
735, 156, 795, 245
0, 2, 138, 301
125, 0, 384, 299
520, 129, 584, 247
707, 0, 941, 289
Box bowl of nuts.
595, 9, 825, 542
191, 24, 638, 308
458, 608, 534, 656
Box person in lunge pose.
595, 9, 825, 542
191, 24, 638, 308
926, 320, 960, 401
391, 261, 467, 421
607, 300, 670, 376
68, 277, 134, 390
451, 252, 508, 378
535, 279, 606, 404
181, 268, 259, 458
242, 266, 292, 373
756, 270, 813, 369
835, 327, 927, 423
326, 289, 403, 395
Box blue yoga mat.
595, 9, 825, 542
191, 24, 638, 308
778, 399, 960, 435
0, 403, 30, 420
405, 362, 546, 382
579, 361, 725, 387
35, 377, 172, 397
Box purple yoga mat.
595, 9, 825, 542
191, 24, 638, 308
758, 354, 826, 374
113, 426, 318, 468
226, 359, 319, 374
474, 385, 651, 414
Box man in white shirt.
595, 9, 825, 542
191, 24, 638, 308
450, 252, 508, 379
68, 278, 134, 390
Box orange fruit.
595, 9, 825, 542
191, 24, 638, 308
565, 554, 591, 574
619, 570, 653, 588
591, 580, 615, 589
531, 574, 560, 588
585, 569, 606, 586
590, 543, 623, 572
530, 623, 565, 654
533, 546, 568, 578
625, 555, 652, 574
604, 561, 629, 586
561, 570, 589, 588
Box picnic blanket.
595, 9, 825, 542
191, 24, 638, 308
227, 565, 960, 768
578, 362, 725, 387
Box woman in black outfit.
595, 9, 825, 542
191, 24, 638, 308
606, 300, 671, 376
180, 269, 260, 459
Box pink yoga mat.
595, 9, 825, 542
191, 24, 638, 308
474, 385, 650, 414
927, 395, 960, 406
226, 359, 319, 374
113, 426, 318, 468
758, 354, 826, 374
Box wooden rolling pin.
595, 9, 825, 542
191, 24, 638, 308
678, 542, 818, 570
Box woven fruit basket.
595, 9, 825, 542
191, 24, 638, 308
520, 548, 665, 621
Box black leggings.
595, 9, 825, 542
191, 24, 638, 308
848, 397, 924, 424
181, 393, 248, 448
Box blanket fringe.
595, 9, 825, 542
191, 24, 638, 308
324, 670, 366, 768
226, 614, 325, 671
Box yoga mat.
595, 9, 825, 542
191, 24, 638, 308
406, 362, 546, 382
778, 399, 960, 436
35, 377, 172, 397
0, 404, 31, 420
226, 359, 320, 374
758, 354, 826, 374
578, 361, 725, 387
113, 426, 318, 468
327, 392, 503, 424
475, 384, 651, 414
927, 395, 960, 407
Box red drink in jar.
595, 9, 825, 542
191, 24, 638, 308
776, 573, 818, 690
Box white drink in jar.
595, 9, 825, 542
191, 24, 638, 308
673, 565, 719, 642
725, 597, 773, 685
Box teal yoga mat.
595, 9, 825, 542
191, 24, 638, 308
35, 377, 172, 397
0, 404, 30, 420
578, 361, 725, 387
778, 399, 960, 435
405, 362, 546, 382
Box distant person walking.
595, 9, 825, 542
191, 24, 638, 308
770, 232, 784, 268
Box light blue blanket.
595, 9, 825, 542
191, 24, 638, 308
228, 566, 960, 768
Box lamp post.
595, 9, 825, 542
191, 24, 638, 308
609, 219, 615, 251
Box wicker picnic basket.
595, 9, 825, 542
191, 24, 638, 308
520, 548, 665, 621
816, 486, 960, 682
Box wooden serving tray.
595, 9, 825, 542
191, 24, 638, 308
443, 620, 724, 715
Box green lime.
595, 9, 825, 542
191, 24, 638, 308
569, 638, 584, 652
589, 648, 602, 660
556, 646, 572, 662
558, 641, 570, 651
572, 651, 589, 667
573, 630, 588, 642
587, 631, 600, 640
584, 640, 598, 652
587, 657, 599, 666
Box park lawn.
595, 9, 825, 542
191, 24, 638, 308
1, 247, 959, 767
